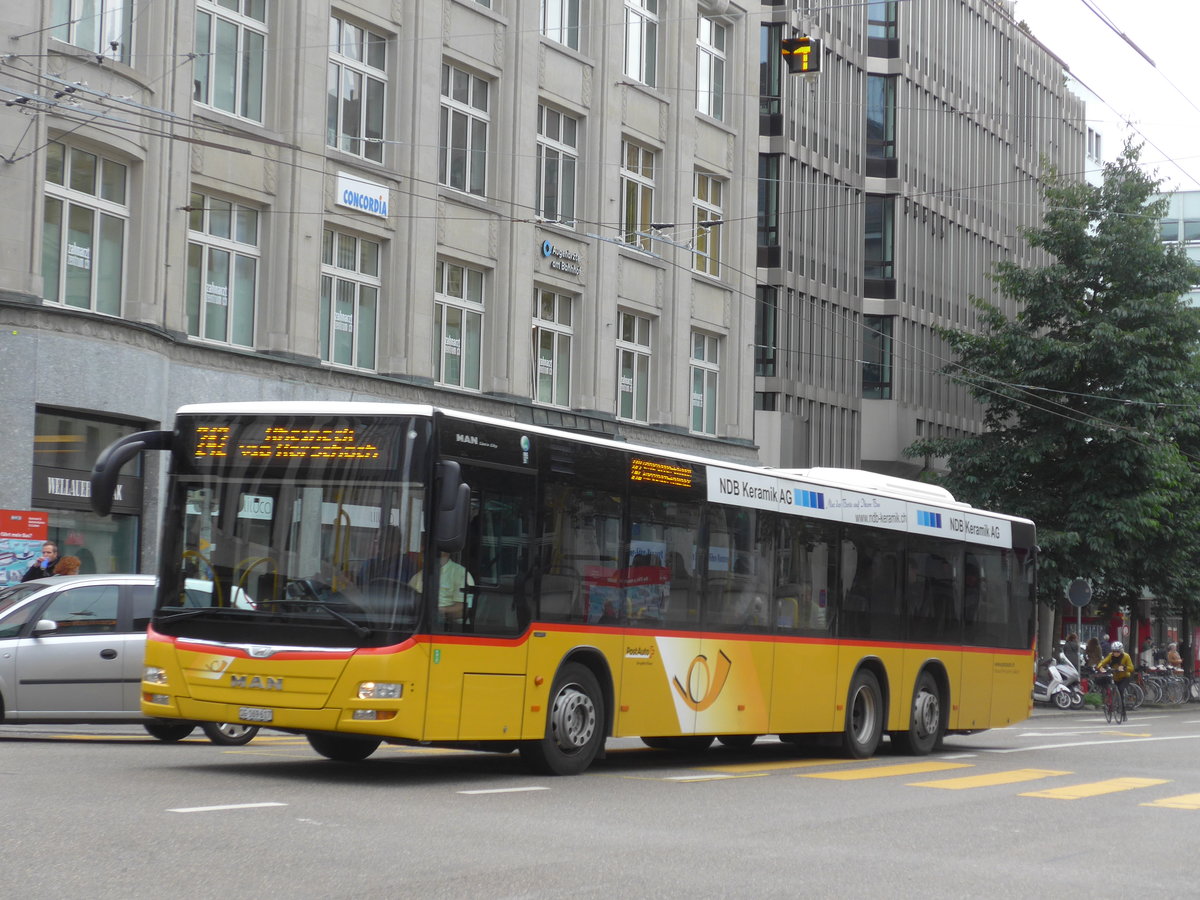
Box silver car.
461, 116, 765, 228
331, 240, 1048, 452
0, 573, 258, 745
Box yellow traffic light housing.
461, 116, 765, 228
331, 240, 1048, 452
782, 35, 822, 74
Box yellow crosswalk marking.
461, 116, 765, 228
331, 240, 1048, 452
1021, 777, 1168, 799
801, 761, 971, 780
911, 768, 1071, 789
704, 758, 853, 773
1142, 794, 1200, 810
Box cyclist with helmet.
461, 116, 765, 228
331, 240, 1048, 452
1096, 640, 1135, 702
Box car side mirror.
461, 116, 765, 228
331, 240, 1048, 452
32, 619, 58, 636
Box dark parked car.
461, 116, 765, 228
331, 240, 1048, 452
0, 573, 257, 745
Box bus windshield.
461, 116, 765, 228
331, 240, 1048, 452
157, 413, 433, 647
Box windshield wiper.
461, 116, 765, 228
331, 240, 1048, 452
279, 579, 372, 639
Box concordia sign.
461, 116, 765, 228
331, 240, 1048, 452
335, 172, 390, 219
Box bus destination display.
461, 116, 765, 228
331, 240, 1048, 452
630, 457, 693, 488
182, 416, 412, 473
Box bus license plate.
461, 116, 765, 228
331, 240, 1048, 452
238, 706, 273, 723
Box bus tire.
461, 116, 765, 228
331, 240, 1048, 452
144, 720, 196, 742
641, 735, 715, 752
841, 669, 884, 759
306, 733, 381, 762
891, 670, 942, 756
201, 722, 260, 746
520, 662, 604, 775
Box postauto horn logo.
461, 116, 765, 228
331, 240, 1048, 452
672, 650, 733, 712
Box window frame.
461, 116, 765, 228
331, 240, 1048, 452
319, 228, 380, 371
624, 0, 659, 87
693, 171, 724, 276
697, 16, 727, 121
439, 63, 491, 197
689, 331, 720, 436
193, 0, 268, 123
532, 287, 574, 408
541, 0, 580, 51
435, 259, 486, 391
536, 105, 579, 226
621, 140, 655, 251
186, 190, 260, 348
327, 15, 388, 164
50, 0, 133, 64
42, 140, 128, 316
616, 311, 651, 423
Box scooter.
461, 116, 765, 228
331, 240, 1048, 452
1033, 655, 1074, 709
1054, 648, 1085, 710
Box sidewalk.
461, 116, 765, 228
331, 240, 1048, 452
1029, 701, 1197, 717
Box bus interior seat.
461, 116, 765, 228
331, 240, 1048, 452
539, 573, 578, 620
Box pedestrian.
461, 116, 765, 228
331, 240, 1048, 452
54, 555, 81, 576
1064, 632, 1080, 667
1085, 636, 1103, 669
20, 541, 59, 582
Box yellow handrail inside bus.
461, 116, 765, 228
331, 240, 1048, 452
236, 555, 279, 601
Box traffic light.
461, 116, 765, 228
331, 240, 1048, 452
781, 35, 822, 74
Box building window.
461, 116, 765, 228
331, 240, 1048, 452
50, 0, 132, 63
42, 140, 127, 316
757, 154, 780, 247
617, 311, 651, 423
693, 172, 724, 276
537, 105, 578, 225
435, 259, 485, 390
755, 285, 777, 377
1087, 127, 1103, 164
541, 0, 580, 50
194, 0, 267, 122
320, 229, 378, 370
439, 64, 490, 196
864, 195, 895, 280
624, 0, 659, 87
867, 1, 898, 39
327, 16, 387, 163
533, 288, 573, 407
186, 192, 259, 347
621, 141, 655, 250
862, 315, 893, 399
697, 17, 726, 120
690, 332, 719, 436
759, 23, 782, 119
866, 75, 896, 159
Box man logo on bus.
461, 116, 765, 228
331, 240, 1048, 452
672, 650, 732, 711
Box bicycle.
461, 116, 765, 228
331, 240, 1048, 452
1094, 671, 1127, 724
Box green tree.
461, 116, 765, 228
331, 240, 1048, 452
908, 143, 1200, 611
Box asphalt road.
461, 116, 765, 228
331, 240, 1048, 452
3, 704, 1198, 898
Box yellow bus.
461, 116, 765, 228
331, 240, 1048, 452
91, 402, 1035, 774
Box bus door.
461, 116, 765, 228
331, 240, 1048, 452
423, 463, 533, 742
619, 494, 704, 738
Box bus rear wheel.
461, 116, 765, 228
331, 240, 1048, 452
842, 669, 884, 758
891, 670, 942, 756
307, 733, 381, 762
520, 662, 605, 775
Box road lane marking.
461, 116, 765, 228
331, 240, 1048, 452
1021, 777, 1169, 799
800, 761, 971, 781
988, 734, 1200, 753
1142, 793, 1200, 809
457, 786, 550, 795
910, 768, 1071, 790
664, 774, 769, 782
169, 802, 288, 813
702, 758, 853, 773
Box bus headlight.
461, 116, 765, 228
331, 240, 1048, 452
144, 666, 168, 685
358, 681, 403, 700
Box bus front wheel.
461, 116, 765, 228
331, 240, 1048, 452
842, 669, 884, 759
307, 733, 381, 762
520, 662, 605, 776
891, 670, 942, 756
144, 720, 196, 742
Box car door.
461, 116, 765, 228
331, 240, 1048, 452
11, 582, 126, 719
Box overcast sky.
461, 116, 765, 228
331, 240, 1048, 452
1013, 0, 1200, 192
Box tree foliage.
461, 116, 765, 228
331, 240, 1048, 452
908, 144, 1200, 609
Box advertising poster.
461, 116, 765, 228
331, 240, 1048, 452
0, 510, 49, 585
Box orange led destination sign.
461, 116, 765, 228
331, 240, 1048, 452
194, 425, 381, 461
630, 457, 693, 488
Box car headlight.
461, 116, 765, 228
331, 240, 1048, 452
358, 681, 403, 700
144, 666, 168, 685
